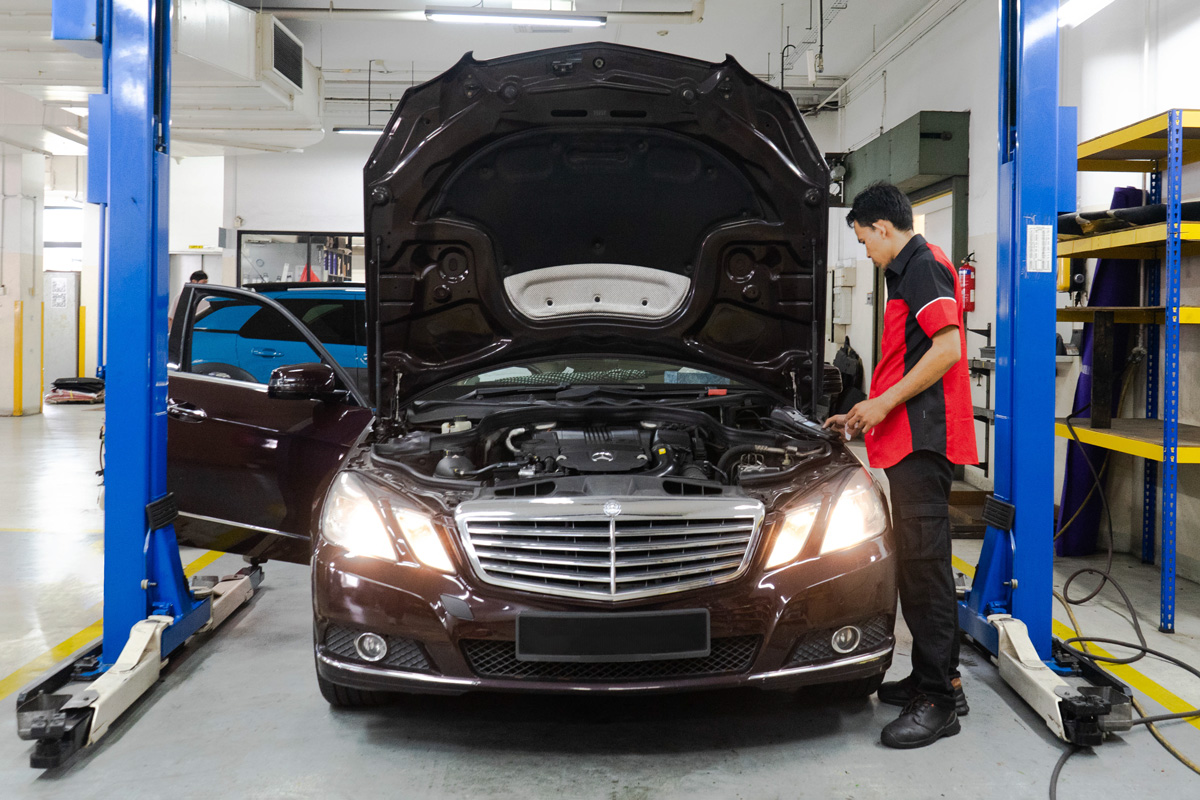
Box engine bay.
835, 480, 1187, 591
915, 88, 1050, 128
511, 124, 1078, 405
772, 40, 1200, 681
372, 402, 833, 489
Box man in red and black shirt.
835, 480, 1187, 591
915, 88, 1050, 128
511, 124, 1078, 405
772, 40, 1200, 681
826, 182, 978, 749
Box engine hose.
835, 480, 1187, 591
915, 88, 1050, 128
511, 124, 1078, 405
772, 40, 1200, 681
716, 444, 788, 473
505, 427, 527, 455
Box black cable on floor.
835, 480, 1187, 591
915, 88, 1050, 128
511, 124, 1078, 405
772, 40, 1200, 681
1047, 406, 1200, 794
1049, 745, 1084, 800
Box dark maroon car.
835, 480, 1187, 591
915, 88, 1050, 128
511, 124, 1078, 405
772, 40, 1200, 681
167, 43, 896, 707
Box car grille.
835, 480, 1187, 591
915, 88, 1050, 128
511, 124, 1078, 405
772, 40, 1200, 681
785, 615, 893, 667
322, 624, 434, 672
462, 636, 760, 682
454, 497, 765, 601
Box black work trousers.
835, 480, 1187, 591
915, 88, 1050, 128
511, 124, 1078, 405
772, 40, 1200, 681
884, 449, 960, 710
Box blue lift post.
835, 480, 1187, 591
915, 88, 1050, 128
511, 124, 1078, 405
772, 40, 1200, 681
958, 0, 1060, 659
103, 0, 210, 666
14, 0, 261, 769
953, 0, 1138, 748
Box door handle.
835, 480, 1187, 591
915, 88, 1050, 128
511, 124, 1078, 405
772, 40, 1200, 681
250, 347, 284, 358
167, 401, 208, 422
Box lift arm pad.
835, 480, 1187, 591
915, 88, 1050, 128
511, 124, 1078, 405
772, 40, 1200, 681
990, 614, 1070, 740
63, 616, 173, 745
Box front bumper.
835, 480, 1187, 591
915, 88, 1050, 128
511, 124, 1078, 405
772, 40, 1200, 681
313, 534, 896, 696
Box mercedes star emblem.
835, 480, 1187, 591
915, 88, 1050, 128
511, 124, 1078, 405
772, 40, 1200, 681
590, 451, 615, 462
603, 500, 622, 517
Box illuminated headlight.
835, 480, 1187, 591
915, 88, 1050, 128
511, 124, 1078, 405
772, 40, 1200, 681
321, 473, 398, 561
389, 504, 454, 572
765, 469, 888, 568
820, 469, 888, 554
321, 474, 456, 572
766, 503, 820, 568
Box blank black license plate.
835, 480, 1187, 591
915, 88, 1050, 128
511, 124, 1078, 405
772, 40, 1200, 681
516, 609, 710, 663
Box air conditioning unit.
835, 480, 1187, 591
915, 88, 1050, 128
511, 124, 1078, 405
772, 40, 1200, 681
257, 15, 304, 98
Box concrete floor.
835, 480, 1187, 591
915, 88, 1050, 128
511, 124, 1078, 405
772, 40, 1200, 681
2, 406, 1199, 798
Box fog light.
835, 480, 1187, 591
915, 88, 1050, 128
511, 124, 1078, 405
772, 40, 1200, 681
354, 632, 388, 662
831, 626, 861, 654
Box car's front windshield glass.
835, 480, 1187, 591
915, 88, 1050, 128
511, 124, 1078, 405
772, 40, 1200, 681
417, 357, 744, 401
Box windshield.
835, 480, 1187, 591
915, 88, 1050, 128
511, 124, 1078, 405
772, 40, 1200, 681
417, 357, 745, 401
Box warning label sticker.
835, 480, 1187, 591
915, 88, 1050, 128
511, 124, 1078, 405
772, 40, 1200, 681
1026, 224, 1054, 273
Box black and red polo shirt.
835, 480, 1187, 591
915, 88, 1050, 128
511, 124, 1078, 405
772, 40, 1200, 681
865, 234, 978, 469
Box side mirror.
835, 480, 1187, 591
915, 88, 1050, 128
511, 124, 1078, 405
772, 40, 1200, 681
268, 363, 344, 402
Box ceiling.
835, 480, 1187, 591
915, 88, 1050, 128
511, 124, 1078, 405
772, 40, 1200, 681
0, 0, 932, 155
272, 0, 931, 124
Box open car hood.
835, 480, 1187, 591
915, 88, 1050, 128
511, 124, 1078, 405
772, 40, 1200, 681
364, 43, 829, 420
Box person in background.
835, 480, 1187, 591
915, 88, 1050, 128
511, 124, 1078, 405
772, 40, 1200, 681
169, 271, 210, 328
825, 181, 978, 749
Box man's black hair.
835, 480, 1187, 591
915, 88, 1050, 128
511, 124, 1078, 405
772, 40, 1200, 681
189, 270, 208, 282
845, 181, 914, 232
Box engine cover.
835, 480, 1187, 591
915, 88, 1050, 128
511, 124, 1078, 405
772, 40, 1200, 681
524, 426, 651, 473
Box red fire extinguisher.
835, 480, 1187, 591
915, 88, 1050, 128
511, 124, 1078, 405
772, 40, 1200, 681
957, 255, 976, 313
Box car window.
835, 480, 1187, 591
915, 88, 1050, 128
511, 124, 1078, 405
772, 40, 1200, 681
243, 297, 362, 347
415, 357, 741, 400
185, 294, 323, 385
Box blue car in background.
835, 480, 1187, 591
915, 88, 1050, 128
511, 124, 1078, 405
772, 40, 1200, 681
188, 283, 368, 392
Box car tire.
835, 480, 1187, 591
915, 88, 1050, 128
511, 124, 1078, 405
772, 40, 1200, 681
797, 673, 885, 704
317, 673, 393, 708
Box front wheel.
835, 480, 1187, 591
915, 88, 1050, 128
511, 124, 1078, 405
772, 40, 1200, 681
317, 673, 394, 708
798, 673, 885, 704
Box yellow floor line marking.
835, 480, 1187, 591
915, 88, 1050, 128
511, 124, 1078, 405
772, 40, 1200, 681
0, 550, 225, 700
952, 554, 1200, 731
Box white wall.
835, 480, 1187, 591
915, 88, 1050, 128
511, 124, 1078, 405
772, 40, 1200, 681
169, 156, 223, 251
229, 132, 377, 234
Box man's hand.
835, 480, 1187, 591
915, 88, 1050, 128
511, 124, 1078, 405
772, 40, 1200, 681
843, 397, 893, 437
824, 413, 849, 437
823, 398, 892, 439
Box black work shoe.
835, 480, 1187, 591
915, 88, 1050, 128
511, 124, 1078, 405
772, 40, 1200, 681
878, 676, 969, 716
881, 696, 961, 749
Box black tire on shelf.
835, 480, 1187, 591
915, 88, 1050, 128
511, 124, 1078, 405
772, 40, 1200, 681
317, 673, 393, 708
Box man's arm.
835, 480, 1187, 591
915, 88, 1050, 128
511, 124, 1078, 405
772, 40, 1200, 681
825, 325, 960, 437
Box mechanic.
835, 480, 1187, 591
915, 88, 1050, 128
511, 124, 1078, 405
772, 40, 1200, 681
825, 181, 978, 749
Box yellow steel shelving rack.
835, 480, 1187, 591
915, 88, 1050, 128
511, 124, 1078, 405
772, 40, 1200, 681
1055, 109, 1200, 630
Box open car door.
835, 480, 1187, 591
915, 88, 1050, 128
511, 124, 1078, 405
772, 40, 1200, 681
167, 286, 373, 564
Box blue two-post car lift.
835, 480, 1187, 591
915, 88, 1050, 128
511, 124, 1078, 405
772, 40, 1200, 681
14, 0, 260, 768
956, 0, 1135, 746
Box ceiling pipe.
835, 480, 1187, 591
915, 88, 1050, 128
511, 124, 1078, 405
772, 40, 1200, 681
257, 8, 426, 22
607, 0, 704, 25
259, 2, 704, 25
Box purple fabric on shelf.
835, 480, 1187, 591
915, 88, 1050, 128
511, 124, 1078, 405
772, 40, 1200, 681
1056, 186, 1144, 556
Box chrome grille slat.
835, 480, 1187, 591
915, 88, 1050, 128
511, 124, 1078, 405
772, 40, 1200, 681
612, 523, 757, 536
456, 497, 765, 601
613, 557, 745, 582
477, 545, 746, 570
468, 535, 753, 553
475, 550, 614, 568
480, 563, 615, 583
615, 535, 752, 552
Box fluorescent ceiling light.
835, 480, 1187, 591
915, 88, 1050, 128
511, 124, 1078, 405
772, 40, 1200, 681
425, 7, 605, 27
1058, 0, 1118, 28
333, 127, 384, 135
